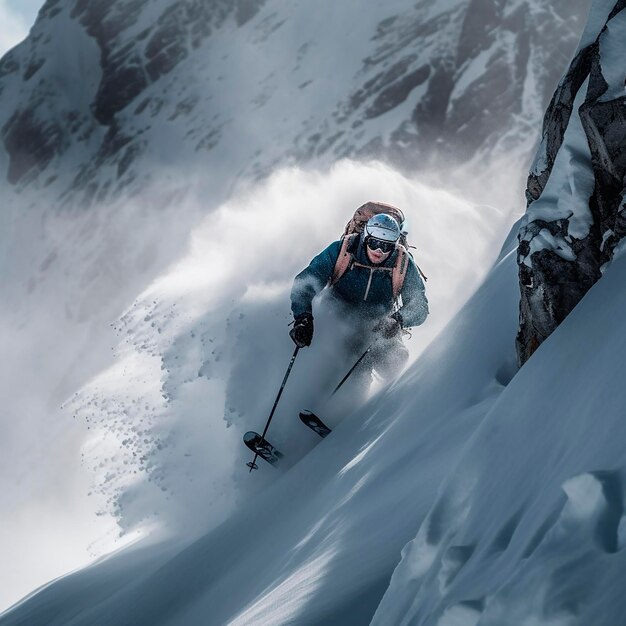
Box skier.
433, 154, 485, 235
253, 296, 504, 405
290, 209, 428, 396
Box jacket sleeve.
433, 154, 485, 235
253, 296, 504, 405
291, 241, 342, 318
397, 259, 429, 327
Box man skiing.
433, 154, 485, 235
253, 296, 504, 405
290, 206, 428, 395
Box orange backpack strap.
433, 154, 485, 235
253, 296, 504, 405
332, 237, 420, 300
392, 244, 410, 300
331, 233, 359, 286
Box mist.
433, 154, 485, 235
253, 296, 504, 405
61, 160, 518, 551
0, 186, 206, 609
0, 150, 524, 609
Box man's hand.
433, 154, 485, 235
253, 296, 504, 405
374, 312, 403, 339
290, 313, 314, 347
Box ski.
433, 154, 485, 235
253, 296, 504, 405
299, 410, 332, 438
243, 431, 283, 469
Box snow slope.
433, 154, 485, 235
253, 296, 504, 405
7, 185, 626, 624
0, 158, 513, 610
0, 0, 593, 615
0, 208, 521, 626
373, 227, 626, 625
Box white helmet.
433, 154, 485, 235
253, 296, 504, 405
365, 213, 401, 242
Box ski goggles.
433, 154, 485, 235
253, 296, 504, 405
365, 237, 395, 254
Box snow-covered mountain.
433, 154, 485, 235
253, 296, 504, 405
0, 0, 603, 620
0, 0, 589, 204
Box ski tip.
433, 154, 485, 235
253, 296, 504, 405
243, 431, 260, 443
299, 409, 313, 417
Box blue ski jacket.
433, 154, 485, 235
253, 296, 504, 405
291, 239, 428, 328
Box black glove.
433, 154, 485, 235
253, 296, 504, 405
290, 313, 314, 347
374, 312, 403, 339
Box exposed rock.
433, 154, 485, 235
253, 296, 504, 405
345, 55, 419, 116
525, 46, 595, 204
71, 0, 155, 124
2, 109, 66, 184
517, 3, 626, 364
0, 50, 20, 81
365, 65, 431, 119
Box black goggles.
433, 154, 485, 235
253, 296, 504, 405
366, 237, 395, 254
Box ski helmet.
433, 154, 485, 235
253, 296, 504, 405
364, 213, 401, 242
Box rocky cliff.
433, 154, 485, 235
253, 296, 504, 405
517, 0, 626, 364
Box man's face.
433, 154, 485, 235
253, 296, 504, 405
365, 243, 392, 265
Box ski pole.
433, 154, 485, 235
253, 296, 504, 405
247, 345, 300, 472
330, 342, 375, 397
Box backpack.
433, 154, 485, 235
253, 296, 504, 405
340, 201, 409, 249
330, 201, 426, 300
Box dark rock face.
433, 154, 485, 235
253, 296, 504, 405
360, 60, 431, 120
517, 3, 626, 365
2, 109, 66, 184
70, 0, 268, 125
524, 47, 594, 204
